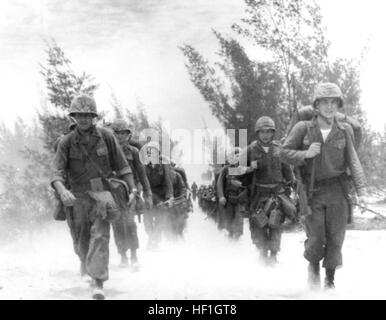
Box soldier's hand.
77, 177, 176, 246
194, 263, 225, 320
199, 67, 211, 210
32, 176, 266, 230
305, 142, 321, 159
219, 197, 227, 206
60, 189, 76, 207
251, 160, 259, 169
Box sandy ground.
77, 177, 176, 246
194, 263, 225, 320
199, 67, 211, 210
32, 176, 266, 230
1, 202, 386, 300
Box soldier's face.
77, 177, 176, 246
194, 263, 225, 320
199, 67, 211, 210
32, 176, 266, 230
115, 131, 131, 144
316, 98, 339, 121
258, 129, 275, 144
73, 113, 95, 131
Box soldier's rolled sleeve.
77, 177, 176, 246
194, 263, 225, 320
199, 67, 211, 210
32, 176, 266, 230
51, 138, 68, 187
280, 122, 308, 167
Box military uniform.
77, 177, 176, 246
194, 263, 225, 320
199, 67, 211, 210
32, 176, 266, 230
112, 139, 152, 261
217, 165, 249, 239
245, 139, 294, 257
144, 161, 174, 246
280, 83, 366, 288
166, 169, 188, 236
52, 125, 132, 282
281, 117, 365, 268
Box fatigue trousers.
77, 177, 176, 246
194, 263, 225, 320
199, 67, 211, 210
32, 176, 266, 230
143, 194, 166, 245
66, 193, 110, 281
165, 204, 189, 236
304, 181, 348, 269
222, 202, 244, 238
249, 190, 283, 253
249, 222, 282, 253
112, 202, 139, 255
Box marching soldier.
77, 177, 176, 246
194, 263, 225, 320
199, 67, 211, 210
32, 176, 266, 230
281, 83, 367, 289
191, 182, 198, 201
143, 141, 174, 249
110, 119, 153, 268
242, 116, 295, 265
166, 168, 188, 237
51, 94, 136, 300
217, 147, 250, 240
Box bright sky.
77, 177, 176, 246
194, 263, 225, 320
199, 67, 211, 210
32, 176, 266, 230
0, 0, 385, 182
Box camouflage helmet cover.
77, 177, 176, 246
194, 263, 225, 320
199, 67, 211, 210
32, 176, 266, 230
312, 82, 343, 108
111, 119, 132, 132
69, 94, 98, 117
255, 116, 276, 132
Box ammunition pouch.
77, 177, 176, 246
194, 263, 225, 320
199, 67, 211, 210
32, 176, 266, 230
87, 190, 120, 222
277, 194, 297, 222
251, 209, 269, 228
268, 209, 282, 229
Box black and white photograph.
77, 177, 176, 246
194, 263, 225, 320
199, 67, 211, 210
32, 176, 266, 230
1, 0, 386, 303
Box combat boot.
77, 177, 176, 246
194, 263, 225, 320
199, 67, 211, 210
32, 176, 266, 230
92, 279, 105, 300
307, 262, 321, 290
119, 253, 129, 268
324, 269, 335, 290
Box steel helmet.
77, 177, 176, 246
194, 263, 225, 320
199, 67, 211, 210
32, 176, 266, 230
111, 119, 132, 133
68, 94, 98, 117
255, 116, 276, 132
312, 83, 343, 108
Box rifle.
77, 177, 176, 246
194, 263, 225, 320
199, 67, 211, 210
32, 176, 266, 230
353, 203, 386, 220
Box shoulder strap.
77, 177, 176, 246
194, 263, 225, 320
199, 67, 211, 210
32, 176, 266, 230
79, 143, 108, 179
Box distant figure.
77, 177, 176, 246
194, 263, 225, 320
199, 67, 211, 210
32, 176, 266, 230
191, 182, 198, 201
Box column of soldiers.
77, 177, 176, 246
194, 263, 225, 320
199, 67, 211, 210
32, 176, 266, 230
196, 82, 366, 289
52, 82, 367, 299
51, 94, 191, 300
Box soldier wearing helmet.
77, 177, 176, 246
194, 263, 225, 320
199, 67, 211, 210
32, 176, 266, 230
110, 119, 153, 269
289, 105, 362, 150
281, 82, 367, 290
51, 94, 137, 300
240, 116, 294, 265
142, 141, 174, 249
216, 146, 250, 240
